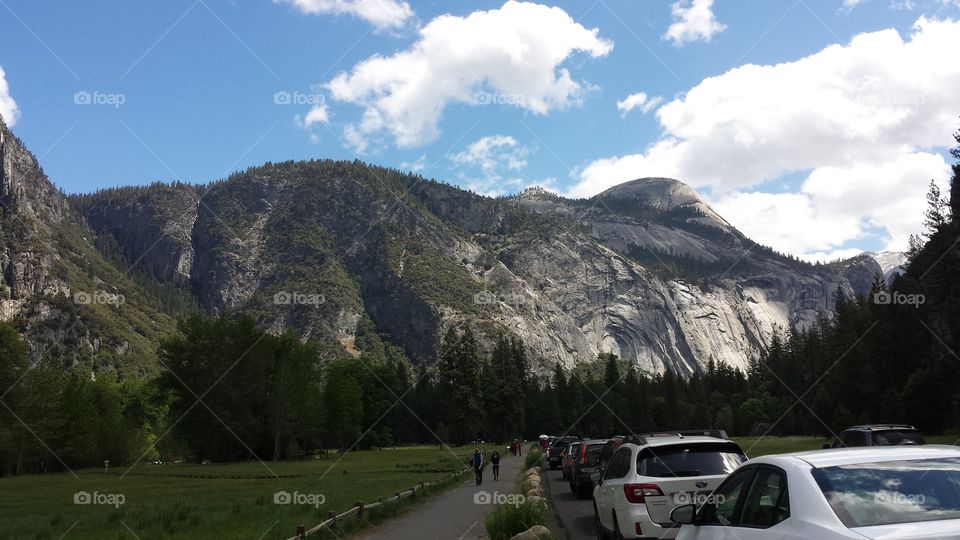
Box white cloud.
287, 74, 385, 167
710, 152, 950, 258
573, 16, 960, 258
841, 0, 867, 12
663, 0, 727, 46
452, 135, 529, 173
274, 0, 414, 31
400, 154, 426, 172
302, 103, 329, 127
326, 1, 612, 150
293, 101, 330, 142
451, 134, 543, 196
0, 66, 19, 127
616, 92, 663, 117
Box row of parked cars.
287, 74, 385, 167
544, 424, 960, 539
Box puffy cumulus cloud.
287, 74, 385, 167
451, 134, 543, 197
710, 152, 950, 259
452, 135, 529, 174
616, 92, 663, 117
654, 17, 960, 190
570, 138, 684, 197
326, 1, 612, 150
293, 101, 330, 142
571, 17, 960, 257
663, 0, 727, 46
302, 103, 329, 127
274, 0, 414, 31
0, 66, 19, 127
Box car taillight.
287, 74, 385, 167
623, 483, 663, 504
578, 445, 588, 464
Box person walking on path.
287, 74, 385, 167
472, 448, 484, 486
490, 450, 501, 481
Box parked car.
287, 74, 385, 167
593, 432, 747, 539
670, 445, 960, 539
570, 439, 606, 498
562, 442, 581, 480
597, 435, 626, 478
597, 431, 729, 480
825, 424, 925, 448
548, 435, 578, 470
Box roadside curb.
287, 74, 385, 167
537, 457, 569, 540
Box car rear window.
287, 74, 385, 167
636, 442, 745, 477
584, 444, 603, 465
871, 430, 925, 446
812, 457, 960, 527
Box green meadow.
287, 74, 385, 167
0, 445, 502, 540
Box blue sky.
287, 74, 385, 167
1, 0, 958, 260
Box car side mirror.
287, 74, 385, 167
590, 471, 602, 485
670, 504, 696, 525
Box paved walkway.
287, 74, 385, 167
353, 453, 524, 540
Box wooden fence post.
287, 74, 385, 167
355, 501, 364, 516
296, 525, 305, 539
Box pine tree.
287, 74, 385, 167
949, 124, 960, 221
924, 180, 950, 236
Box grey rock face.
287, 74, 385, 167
7, 111, 886, 378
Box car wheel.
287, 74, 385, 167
594, 503, 608, 540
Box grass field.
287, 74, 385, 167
733, 434, 960, 458
732, 436, 830, 457
0, 444, 503, 540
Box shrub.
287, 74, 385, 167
485, 499, 549, 540
524, 449, 542, 470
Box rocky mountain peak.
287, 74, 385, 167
516, 185, 560, 202
594, 177, 732, 229
864, 250, 909, 282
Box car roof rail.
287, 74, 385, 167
851, 424, 917, 431
626, 429, 730, 441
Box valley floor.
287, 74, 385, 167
0, 445, 498, 540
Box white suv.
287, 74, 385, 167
593, 433, 747, 539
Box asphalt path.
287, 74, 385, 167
353, 452, 522, 539
542, 462, 596, 540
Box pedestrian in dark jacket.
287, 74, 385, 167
472, 448, 484, 485
491, 451, 501, 481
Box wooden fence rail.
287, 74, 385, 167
286, 468, 470, 539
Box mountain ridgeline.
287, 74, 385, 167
1, 118, 881, 377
